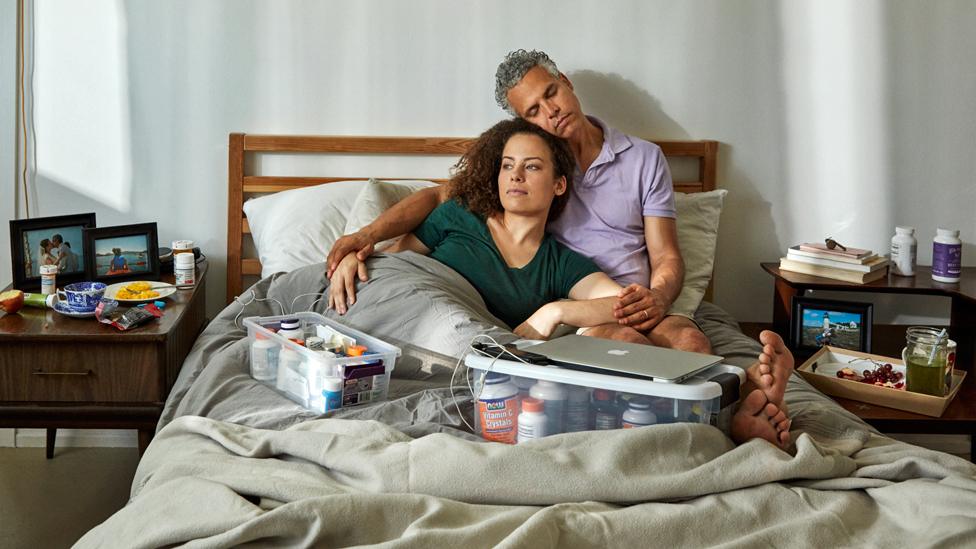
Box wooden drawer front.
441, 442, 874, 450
0, 342, 162, 403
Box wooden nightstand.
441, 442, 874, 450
0, 260, 208, 457
762, 263, 976, 460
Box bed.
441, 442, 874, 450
75, 134, 976, 548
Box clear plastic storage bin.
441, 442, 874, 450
465, 352, 744, 443
243, 312, 400, 413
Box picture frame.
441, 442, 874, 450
9, 213, 97, 291
790, 296, 873, 355
82, 222, 160, 284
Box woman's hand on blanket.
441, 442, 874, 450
514, 303, 561, 340
326, 231, 375, 278
614, 284, 667, 331
328, 253, 369, 314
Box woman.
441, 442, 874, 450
38, 239, 57, 269
108, 247, 130, 275
329, 118, 624, 339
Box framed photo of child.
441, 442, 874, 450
9, 213, 97, 291
82, 223, 160, 284
790, 296, 873, 355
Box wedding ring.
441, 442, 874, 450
642, 310, 649, 320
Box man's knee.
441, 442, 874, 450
649, 318, 712, 354
677, 328, 712, 354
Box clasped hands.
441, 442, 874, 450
614, 283, 668, 332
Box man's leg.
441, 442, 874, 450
646, 315, 713, 354
579, 323, 652, 345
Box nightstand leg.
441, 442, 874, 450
138, 429, 152, 455
45, 428, 56, 459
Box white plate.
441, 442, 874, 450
104, 281, 177, 304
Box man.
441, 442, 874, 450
50, 233, 78, 273
327, 49, 710, 354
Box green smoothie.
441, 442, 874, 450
906, 355, 947, 396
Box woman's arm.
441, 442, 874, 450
514, 273, 622, 339
328, 233, 431, 314
326, 186, 449, 277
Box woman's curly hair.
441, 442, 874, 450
448, 118, 576, 222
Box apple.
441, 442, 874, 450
0, 289, 25, 314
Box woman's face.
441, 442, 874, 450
496, 133, 566, 217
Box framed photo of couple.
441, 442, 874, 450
9, 215, 160, 290
9, 213, 96, 291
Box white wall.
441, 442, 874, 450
10, 0, 976, 322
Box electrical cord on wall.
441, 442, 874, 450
17, 0, 31, 218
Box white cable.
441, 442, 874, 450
289, 292, 327, 314
232, 289, 284, 330
451, 334, 531, 432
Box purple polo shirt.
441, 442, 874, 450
547, 117, 676, 286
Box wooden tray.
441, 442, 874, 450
797, 346, 966, 417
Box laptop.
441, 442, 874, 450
524, 334, 724, 383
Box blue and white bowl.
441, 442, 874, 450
57, 281, 107, 312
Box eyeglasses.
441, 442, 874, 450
825, 237, 847, 251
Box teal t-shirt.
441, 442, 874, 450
414, 200, 600, 329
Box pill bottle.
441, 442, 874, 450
591, 389, 620, 430
565, 385, 591, 432
174, 252, 195, 286
275, 347, 306, 396
530, 380, 568, 435
250, 333, 279, 382
932, 228, 962, 283
477, 373, 519, 444
889, 226, 917, 277
621, 397, 657, 428
322, 377, 343, 413
40, 265, 58, 295
172, 240, 194, 256
517, 397, 548, 443
278, 318, 305, 345
512, 376, 535, 402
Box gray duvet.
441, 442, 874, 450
76, 253, 976, 548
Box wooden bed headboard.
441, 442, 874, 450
227, 133, 718, 304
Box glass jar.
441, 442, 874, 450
902, 326, 950, 396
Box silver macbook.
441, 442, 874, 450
524, 334, 724, 383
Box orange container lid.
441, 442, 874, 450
346, 345, 367, 356
521, 397, 543, 413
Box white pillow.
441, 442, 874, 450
668, 189, 728, 317
243, 179, 438, 278
342, 178, 439, 247
243, 180, 366, 278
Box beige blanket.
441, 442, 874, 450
76, 415, 976, 548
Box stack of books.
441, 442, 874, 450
779, 243, 889, 284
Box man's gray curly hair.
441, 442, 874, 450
494, 49, 560, 115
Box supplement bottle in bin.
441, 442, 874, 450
591, 389, 619, 430
477, 373, 519, 444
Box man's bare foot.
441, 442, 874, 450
731, 389, 791, 448
745, 330, 795, 410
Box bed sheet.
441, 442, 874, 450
76, 253, 976, 548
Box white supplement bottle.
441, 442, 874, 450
932, 228, 962, 283
174, 252, 196, 286
275, 347, 305, 397
477, 373, 519, 444
565, 385, 591, 432
278, 318, 305, 345
890, 226, 917, 276
621, 397, 657, 428
517, 397, 548, 443
250, 333, 279, 381
530, 380, 568, 435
